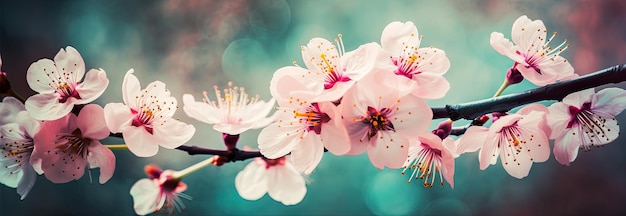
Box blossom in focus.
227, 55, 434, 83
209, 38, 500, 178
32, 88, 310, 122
380, 21, 451, 99
183, 81, 276, 135
30, 104, 115, 183
547, 88, 626, 165
0, 97, 41, 200
340, 75, 432, 169
130, 165, 191, 215
258, 91, 350, 174
104, 69, 195, 157
490, 15, 575, 86
459, 106, 551, 179
402, 133, 455, 188
235, 156, 307, 205
270, 36, 385, 102
25, 46, 109, 120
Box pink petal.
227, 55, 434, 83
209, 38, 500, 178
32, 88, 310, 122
53, 46, 85, 81
258, 123, 302, 159
553, 128, 581, 165
456, 126, 489, 154
87, 142, 116, 184
242, 98, 276, 124
77, 104, 110, 139
0, 97, 26, 124
26, 59, 59, 93
319, 102, 350, 155
490, 114, 522, 132
235, 161, 268, 201
500, 142, 533, 179
270, 66, 320, 103
182, 94, 221, 124
489, 32, 525, 63
289, 134, 324, 174
562, 88, 594, 107
512, 17, 546, 53
301, 38, 339, 73
339, 42, 381, 81
413, 47, 450, 75
478, 135, 499, 170
38, 144, 87, 183
103, 103, 134, 133
516, 64, 558, 86
313, 80, 354, 102
213, 123, 255, 135
25, 93, 74, 121
367, 132, 409, 169
343, 121, 370, 155
410, 73, 450, 99
250, 111, 278, 130
130, 178, 161, 215
381, 21, 420, 56
517, 104, 550, 137
511, 15, 533, 46
392, 94, 432, 135
266, 162, 306, 205
151, 119, 195, 149
123, 126, 160, 157
122, 69, 142, 107
442, 137, 459, 158
546, 102, 571, 139
17, 166, 37, 200
592, 87, 626, 116
74, 69, 109, 104
535, 56, 574, 78
440, 138, 456, 188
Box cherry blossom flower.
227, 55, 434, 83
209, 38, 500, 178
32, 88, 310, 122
340, 76, 432, 169
258, 92, 350, 174
490, 15, 575, 86
25, 46, 109, 120
30, 104, 115, 183
104, 69, 195, 157
235, 156, 307, 205
402, 133, 455, 188
0, 97, 40, 200
270, 36, 385, 102
130, 165, 191, 215
547, 88, 626, 165
458, 106, 551, 179
183, 81, 276, 135
380, 21, 451, 99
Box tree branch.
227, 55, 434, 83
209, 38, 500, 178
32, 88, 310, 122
175, 145, 264, 162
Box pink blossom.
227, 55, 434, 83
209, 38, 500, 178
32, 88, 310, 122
183, 81, 275, 135
130, 165, 191, 215
340, 76, 432, 169
0, 97, 40, 199
30, 104, 115, 183
235, 156, 307, 205
380, 21, 451, 99
458, 107, 551, 179
25, 46, 109, 120
402, 133, 455, 188
270, 36, 385, 103
258, 91, 350, 174
104, 69, 195, 157
547, 88, 626, 165
490, 15, 575, 86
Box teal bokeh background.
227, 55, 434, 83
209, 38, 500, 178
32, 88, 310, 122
1, 0, 626, 215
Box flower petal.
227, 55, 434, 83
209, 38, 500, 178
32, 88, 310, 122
26, 58, 58, 93
478, 134, 499, 170
74, 69, 109, 104
270, 66, 320, 103
77, 104, 110, 139
53, 46, 85, 82
16, 166, 37, 200
553, 128, 581, 165
392, 94, 432, 135
182, 94, 221, 125
122, 69, 141, 107
592, 87, 626, 117
0, 97, 26, 124
511, 15, 532, 46
409, 73, 450, 99
266, 163, 307, 205
289, 134, 324, 174
258, 122, 302, 159
381, 21, 419, 56
546, 102, 571, 139
122, 126, 160, 157
235, 161, 268, 201
103, 103, 134, 133
489, 32, 525, 63
151, 119, 195, 149
367, 132, 409, 169
319, 102, 350, 155
456, 126, 489, 154
87, 142, 116, 184
25, 93, 74, 121
562, 88, 594, 107
130, 178, 161, 215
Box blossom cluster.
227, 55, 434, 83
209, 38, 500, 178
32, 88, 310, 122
0, 15, 625, 215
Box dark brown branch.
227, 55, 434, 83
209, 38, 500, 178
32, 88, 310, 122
175, 145, 263, 162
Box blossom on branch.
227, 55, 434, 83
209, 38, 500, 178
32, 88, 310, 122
380, 21, 451, 99
402, 133, 455, 188
547, 88, 626, 165
130, 165, 191, 215
30, 104, 115, 183
490, 15, 575, 86
25, 46, 109, 120
0, 97, 40, 200
104, 69, 195, 157
235, 156, 307, 205
182, 81, 275, 135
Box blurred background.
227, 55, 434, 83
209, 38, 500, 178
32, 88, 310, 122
1, 0, 626, 215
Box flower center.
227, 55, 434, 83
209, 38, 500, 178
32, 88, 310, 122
294, 103, 331, 135
55, 129, 91, 159
402, 143, 444, 188
568, 102, 613, 150
132, 109, 155, 134
263, 157, 286, 169
518, 30, 569, 74
203, 81, 258, 125
361, 106, 395, 140
320, 53, 351, 89
0, 130, 35, 175
496, 124, 537, 166
57, 82, 81, 103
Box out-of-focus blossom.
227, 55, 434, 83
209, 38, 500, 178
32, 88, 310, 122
25, 46, 109, 120
270, 37, 385, 102
459, 106, 551, 179
402, 133, 455, 188
380, 21, 451, 99
0, 53, 11, 94
340, 75, 432, 169
235, 156, 307, 205
30, 104, 115, 183
547, 88, 626, 165
0, 97, 40, 200
104, 69, 195, 157
130, 165, 191, 215
183, 81, 275, 135
490, 15, 575, 86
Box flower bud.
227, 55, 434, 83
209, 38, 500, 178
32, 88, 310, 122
506, 67, 524, 84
